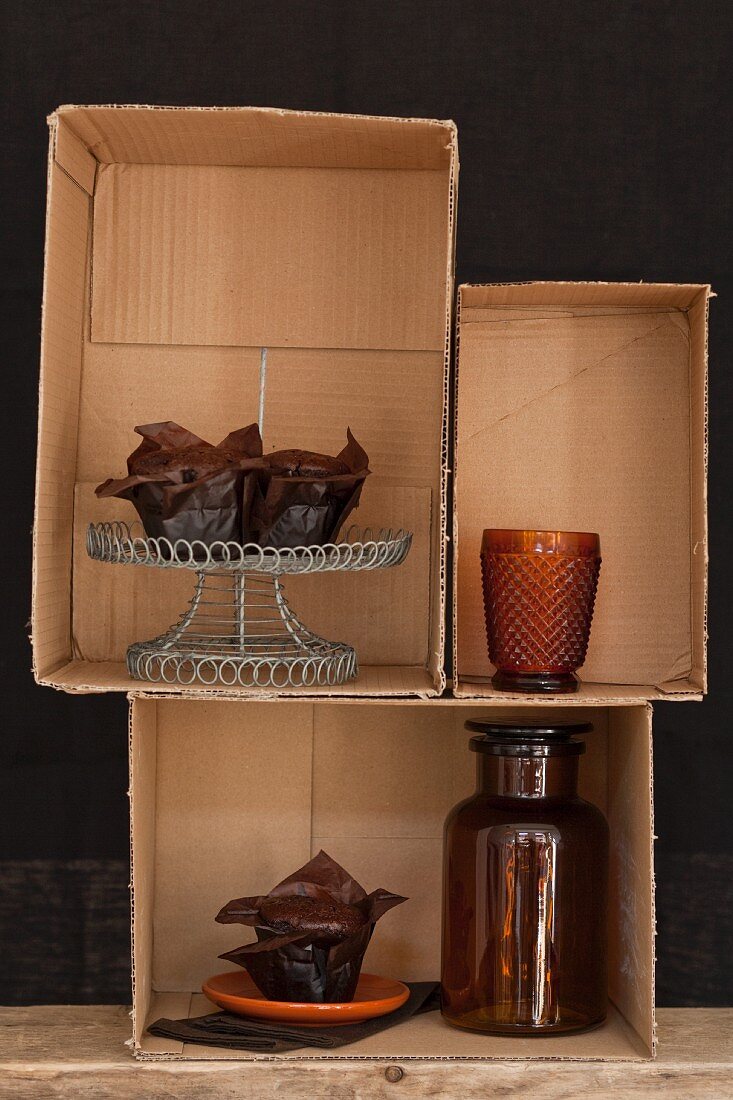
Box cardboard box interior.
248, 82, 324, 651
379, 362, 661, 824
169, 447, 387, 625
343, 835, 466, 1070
33, 106, 457, 698
454, 282, 709, 701
130, 697, 655, 1061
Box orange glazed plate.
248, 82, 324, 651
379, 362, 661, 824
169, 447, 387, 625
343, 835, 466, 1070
202, 971, 409, 1026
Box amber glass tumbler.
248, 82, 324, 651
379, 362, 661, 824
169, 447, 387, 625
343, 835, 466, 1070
442, 719, 609, 1035
481, 529, 601, 694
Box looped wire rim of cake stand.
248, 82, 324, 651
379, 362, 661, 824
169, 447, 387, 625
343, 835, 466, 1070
86, 520, 413, 688
86, 521, 412, 574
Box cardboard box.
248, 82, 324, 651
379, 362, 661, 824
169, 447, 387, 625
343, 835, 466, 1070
453, 282, 710, 703
130, 697, 655, 1062
32, 105, 458, 698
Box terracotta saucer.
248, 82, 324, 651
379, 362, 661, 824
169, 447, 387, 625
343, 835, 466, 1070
202, 970, 409, 1026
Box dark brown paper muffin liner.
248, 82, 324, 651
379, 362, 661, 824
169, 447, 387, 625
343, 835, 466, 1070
95, 422, 264, 549
216, 850, 406, 1004
254, 430, 370, 549
96, 424, 370, 551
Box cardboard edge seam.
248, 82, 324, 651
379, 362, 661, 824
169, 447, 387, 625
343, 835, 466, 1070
128, 702, 139, 1049
646, 701, 658, 1058
433, 124, 459, 694
30, 119, 62, 686
53, 103, 458, 131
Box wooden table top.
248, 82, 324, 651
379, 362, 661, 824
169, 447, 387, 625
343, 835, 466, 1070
1, 1006, 731, 1098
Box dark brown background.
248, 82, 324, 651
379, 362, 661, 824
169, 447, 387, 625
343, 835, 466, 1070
1, 0, 731, 1006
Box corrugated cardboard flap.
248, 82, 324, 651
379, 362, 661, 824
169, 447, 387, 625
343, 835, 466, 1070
55, 104, 456, 169
39, 661, 441, 699
53, 116, 97, 195
90, 162, 451, 349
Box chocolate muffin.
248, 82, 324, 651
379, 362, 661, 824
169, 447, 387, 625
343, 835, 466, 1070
265, 449, 350, 478
259, 895, 365, 944
131, 444, 239, 484
216, 850, 405, 1003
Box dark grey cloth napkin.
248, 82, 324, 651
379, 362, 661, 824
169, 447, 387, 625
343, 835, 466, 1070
148, 981, 440, 1052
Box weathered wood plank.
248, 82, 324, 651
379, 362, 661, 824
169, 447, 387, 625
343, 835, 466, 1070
0, 1007, 731, 1099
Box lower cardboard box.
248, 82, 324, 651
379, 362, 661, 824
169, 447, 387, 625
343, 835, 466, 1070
130, 697, 655, 1061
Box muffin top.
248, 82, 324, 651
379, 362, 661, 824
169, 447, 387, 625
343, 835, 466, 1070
131, 445, 239, 483
266, 449, 350, 478
259, 895, 365, 942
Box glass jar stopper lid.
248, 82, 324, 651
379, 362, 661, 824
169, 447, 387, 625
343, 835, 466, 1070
465, 717, 592, 756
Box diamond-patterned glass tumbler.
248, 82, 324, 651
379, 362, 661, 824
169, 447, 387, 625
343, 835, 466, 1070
481, 529, 602, 694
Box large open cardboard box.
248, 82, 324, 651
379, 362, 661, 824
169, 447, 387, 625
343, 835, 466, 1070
32, 105, 457, 699
130, 697, 655, 1063
453, 282, 710, 703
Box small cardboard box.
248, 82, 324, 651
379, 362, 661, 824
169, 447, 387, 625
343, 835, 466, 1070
32, 105, 458, 699
453, 281, 710, 703
130, 697, 655, 1063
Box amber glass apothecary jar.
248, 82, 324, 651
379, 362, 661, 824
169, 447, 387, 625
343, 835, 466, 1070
481, 529, 602, 694
442, 719, 609, 1035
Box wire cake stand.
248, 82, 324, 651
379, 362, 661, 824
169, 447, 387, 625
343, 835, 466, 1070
86, 522, 413, 688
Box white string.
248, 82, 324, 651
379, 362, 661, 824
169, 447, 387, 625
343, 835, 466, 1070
258, 347, 267, 437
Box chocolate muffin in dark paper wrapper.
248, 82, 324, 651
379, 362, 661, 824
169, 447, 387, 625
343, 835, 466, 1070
215, 850, 406, 1003
95, 421, 263, 548
254, 430, 370, 549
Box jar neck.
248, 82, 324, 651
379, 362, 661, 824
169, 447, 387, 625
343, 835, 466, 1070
477, 753, 578, 798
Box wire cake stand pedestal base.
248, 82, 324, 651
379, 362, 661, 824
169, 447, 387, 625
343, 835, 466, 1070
87, 523, 412, 689
127, 571, 357, 688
